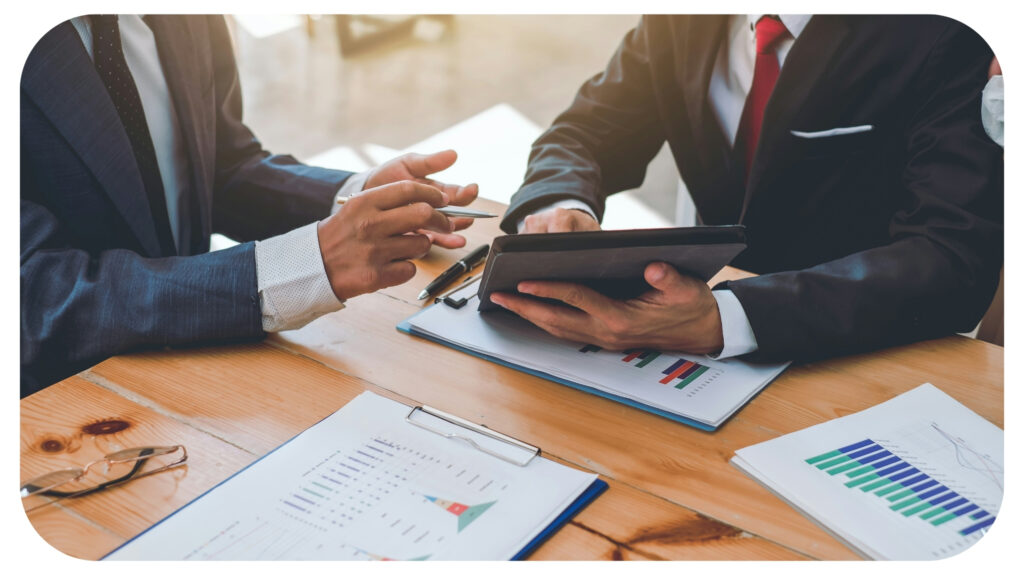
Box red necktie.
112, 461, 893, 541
738, 16, 791, 180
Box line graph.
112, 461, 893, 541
930, 422, 1003, 492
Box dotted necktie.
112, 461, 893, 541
90, 15, 177, 255
736, 16, 791, 182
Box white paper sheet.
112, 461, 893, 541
732, 383, 1003, 559
107, 392, 596, 560
407, 301, 789, 428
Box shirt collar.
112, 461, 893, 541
747, 14, 813, 40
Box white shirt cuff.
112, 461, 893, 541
332, 170, 371, 214
254, 222, 345, 332
708, 289, 759, 359
515, 199, 598, 233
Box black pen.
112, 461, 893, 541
418, 244, 490, 301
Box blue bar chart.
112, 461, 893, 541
805, 439, 997, 538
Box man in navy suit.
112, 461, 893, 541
20, 15, 478, 396
491, 15, 1003, 363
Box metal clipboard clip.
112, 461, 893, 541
405, 405, 540, 466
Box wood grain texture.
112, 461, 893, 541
563, 479, 808, 560
269, 288, 1001, 559
15, 507, 124, 561
21, 195, 1003, 560
21, 376, 255, 558
81, 344, 802, 560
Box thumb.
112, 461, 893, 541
644, 262, 686, 293
405, 149, 458, 177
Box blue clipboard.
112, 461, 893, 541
103, 393, 607, 560
513, 478, 608, 560
398, 308, 719, 432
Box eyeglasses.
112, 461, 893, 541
21, 445, 188, 511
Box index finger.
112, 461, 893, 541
489, 292, 594, 339
516, 281, 615, 315
363, 181, 449, 211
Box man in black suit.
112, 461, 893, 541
21, 15, 478, 396
490, 15, 1002, 362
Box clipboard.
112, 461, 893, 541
402, 402, 608, 559
102, 392, 606, 561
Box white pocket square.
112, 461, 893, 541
790, 125, 874, 139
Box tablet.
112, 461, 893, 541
476, 226, 747, 311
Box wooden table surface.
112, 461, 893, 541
20, 198, 1003, 560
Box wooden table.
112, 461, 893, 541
20, 198, 1003, 560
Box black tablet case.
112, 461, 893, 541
476, 226, 747, 311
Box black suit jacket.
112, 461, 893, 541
501, 15, 1003, 362
21, 16, 354, 395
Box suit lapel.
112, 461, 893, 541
680, 16, 728, 165
145, 15, 212, 254
741, 15, 852, 219
22, 20, 163, 256
678, 15, 744, 225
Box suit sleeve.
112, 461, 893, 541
205, 15, 355, 242
20, 198, 264, 396
726, 22, 1003, 362
500, 16, 668, 233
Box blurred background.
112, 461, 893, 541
228, 14, 683, 229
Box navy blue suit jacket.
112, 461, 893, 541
21, 16, 354, 396
501, 16, 1003, 363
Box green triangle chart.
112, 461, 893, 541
423, 495, 497, 532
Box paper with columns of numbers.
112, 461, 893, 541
403, 300, 789, 429
106, 392, 597, 560
731, 383, 1003, 559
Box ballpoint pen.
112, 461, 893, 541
335, 196, 497, 218
418, 244, 490, 301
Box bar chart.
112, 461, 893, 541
731, 385, 1002, 559
658, 358, 711, 389
806, 438, 996, 538
577, 346, 721, 392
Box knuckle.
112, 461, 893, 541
346, 194, 366, 209
355, 217, 375, 239
603, 333, 625, 349
537, 310, 560, 327
366, 242, 383, 261
392, 262, 416, 284
403, 261, 417, 277
361, 267, 380, 288
563, 287, 584, 307
605, 317, 629, 334
413, 203, 434, 222
413, 234, 432, 253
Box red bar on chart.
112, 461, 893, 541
660, 360, 695, 384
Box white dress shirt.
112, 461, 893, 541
518, 15, 812, 359
71, 16, 347, 332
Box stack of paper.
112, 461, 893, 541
731, 384, 1003, 559
404, 302, 790, 429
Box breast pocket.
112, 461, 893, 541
789, 125, 879, 158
